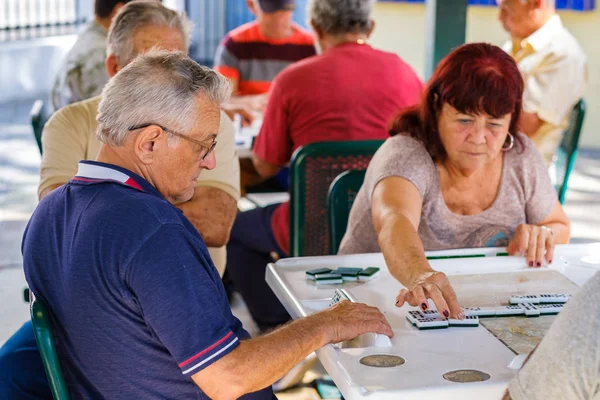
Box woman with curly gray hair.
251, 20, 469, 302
227, 0, 425, 331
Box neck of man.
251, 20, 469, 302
260, 23, 293, 40
95, 15, 112, 30
319, 32, 369, 53
96, 144, 155, 188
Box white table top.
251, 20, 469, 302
266, 244, 600, 400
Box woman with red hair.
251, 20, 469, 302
338, 43, 570, 319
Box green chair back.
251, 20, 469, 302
554, 99, 586, 204
29, 291, 71, 400
30, 100, 51, 155
327, 170, 367, 254
289, 140, 383, 257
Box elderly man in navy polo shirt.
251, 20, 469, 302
22, 50, 392, 399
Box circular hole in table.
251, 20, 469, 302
443, 369, 491, 383
359, 354, 405, 368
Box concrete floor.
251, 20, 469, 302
1, 99, 599, 398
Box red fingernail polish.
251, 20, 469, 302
529, 261, 533, 267
549, 259, 552, 263
443, 310, 449, 318
536, 262, 541, 267
395, 300, 400, 306
421, 303, 427, 311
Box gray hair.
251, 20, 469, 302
107, 0, 194, 65
307, 0, 375, 35
96, 50, 232, 146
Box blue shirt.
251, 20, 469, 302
23, 160, 274, 400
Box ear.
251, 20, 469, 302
133, 125, 163, 165
246, 0, 258, 16
366, 19, 376, 38
105, 53, 121, 78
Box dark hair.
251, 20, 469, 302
389, 42, 524, 162
95, 0, 136, 19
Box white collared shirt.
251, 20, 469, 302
503, 14, 588, 164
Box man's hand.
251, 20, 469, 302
221, 104, 255, 127
395, 271, 463, 319
507, 224, 554, 267
314, 301, 393, 344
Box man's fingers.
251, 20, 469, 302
363, 319, 394, 338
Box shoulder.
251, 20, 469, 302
290, 23, 316, 45
542, 27, 586, 65
505, 132, 550, 184
46, 96, 99, 134
92, 186, 187, 230
380, 134, 430, 156
509, 132, 543, 163
272, 53, 319, 85
370, 135, 434, 175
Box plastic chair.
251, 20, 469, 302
29, 291, 71, 400
327, 170, 367, 254
289, 140, 383, 257
30, 100, 51, 155
554, 99, 586, 204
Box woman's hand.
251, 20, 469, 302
395, 271, 464, 319
507, 224, 554, 267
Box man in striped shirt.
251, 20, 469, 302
214, 0, 315, 112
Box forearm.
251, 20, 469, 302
177, 187, 237, 247
541, 221, 570, 244
195, 316, 327, 399
378, 214, 433, 287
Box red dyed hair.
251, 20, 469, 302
389, 42, 524, 161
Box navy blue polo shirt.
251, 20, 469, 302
23, 160, 274, 399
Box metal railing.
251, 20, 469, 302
0, 0, 86, 41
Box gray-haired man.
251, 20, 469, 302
0, 2, 236, 398
22, 49, 392, 400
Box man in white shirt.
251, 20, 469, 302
498, 0, 587, 164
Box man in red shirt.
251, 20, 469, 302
227, 0, 423, 331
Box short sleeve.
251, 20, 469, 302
520, 137, 558, 224
508, 272, 600, 400
126, 224, 240, 376
196, 111, 240, 201
364, 135, 434, 203
214, 39, 240, 84
39, 104, 91, 197
522, 51, 587, 126
252, 79, 292, 166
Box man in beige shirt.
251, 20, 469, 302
40, 1, 239, 275
498, 0, 587, 164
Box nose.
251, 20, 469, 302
470, 123, 487, 145
200, 150, 216, 170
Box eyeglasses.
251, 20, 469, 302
128, 123, 217, 161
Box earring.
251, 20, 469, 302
502, 133, 514, 151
